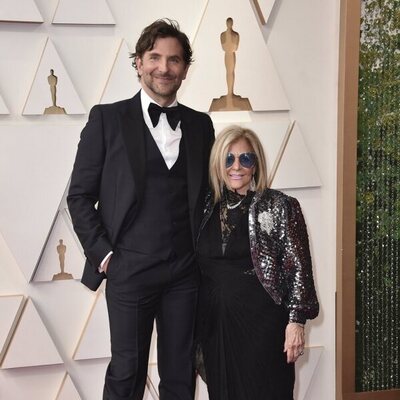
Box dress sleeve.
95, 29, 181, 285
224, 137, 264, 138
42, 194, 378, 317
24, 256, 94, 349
279, 197, 319, 323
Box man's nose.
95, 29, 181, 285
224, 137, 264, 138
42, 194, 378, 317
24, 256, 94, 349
157, 59, 168, 73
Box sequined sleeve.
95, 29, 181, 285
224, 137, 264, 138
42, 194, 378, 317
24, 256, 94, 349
278, 196, 319, 323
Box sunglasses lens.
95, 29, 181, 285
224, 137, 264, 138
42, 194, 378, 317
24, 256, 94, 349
226, 153, 235, 168
239, 153, 256, 168
226, 152, 256, 168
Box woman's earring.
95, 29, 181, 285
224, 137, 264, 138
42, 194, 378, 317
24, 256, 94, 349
250, 175, 256, 191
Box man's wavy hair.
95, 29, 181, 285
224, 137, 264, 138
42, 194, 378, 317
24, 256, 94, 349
130, 18, 193, 79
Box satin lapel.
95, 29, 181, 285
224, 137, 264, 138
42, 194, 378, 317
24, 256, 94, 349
119, 93, 146, 207
180, 107, 203, 217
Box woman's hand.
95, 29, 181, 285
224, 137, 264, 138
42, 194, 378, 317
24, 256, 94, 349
284, 323, 305, 363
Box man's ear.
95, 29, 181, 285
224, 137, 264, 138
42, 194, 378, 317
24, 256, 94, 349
182, 64, 189, 80
136, 57, 143, 76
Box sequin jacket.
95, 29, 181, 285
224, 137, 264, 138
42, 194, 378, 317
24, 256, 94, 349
200, 188, 319, 324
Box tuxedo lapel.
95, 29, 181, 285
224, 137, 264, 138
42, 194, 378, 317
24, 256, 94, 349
119, 93, 146, 208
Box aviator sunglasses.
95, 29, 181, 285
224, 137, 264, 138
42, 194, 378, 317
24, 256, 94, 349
225, 152, 257, 169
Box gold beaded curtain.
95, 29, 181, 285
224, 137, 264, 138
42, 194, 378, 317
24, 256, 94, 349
356, 0, 400, 391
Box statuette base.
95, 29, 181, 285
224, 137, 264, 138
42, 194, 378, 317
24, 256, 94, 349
44, 105, 66, 115
52, 272, 73, 281
209, 94, 252, 112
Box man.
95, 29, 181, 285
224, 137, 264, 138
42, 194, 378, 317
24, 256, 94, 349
67, 19, 214, 400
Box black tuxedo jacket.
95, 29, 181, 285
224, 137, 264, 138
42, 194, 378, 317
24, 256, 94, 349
67, 92, 215, 291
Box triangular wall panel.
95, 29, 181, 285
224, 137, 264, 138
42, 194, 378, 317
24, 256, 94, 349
270, 123, 321, 189
267, 120, 294, 187
212, 118, 290, 179
295, 346, 324, 400
0, 94, 10, 114
23, 38, 86, 115
56, 373, 81, 400
180, 0, 290, 112
33, 180, 84, 282
146, 364, 160, 400
53, 0, 115, 25
100, 39, 140, 104
196, 375, 209, 399
0, 0, 43, 23
73, 291, 111, 360
57, 179, 71, 219
0, 298, 63, 369
0, 365, 65, 399
148, 322, 158, 365
0, 124, 81, 282
0, 295, 25, 365
253, 0, 276, 25
32, 209, 85, 282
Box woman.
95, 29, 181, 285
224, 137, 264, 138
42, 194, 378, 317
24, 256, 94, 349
196, 125, 319, 400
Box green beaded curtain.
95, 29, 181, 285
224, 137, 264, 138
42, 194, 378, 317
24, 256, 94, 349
356, 0, 400, 392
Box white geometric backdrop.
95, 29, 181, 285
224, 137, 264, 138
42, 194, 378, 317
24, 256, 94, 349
0, 0, 339, 399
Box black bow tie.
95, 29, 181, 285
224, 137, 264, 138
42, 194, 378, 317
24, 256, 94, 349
148, 102, 181, 130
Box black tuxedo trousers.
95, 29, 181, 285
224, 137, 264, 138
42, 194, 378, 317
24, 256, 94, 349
103, 250, 199, 400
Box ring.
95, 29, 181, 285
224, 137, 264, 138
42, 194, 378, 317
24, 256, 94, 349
299, 351, 304, 356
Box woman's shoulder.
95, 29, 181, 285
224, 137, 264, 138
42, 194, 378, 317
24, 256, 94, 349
254, 188, 302, 214
256, 188, 296, 204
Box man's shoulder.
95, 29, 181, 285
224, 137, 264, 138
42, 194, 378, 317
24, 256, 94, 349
96, 97, 135, 110
178, 103, 211, 121
91, 94, 139, 115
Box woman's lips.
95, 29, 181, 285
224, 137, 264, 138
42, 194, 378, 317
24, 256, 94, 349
229, 174, 243, 180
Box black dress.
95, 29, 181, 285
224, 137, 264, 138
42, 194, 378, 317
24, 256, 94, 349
196, 194, 295, 400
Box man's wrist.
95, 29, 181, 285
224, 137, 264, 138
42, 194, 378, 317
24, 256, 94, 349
98, 251, 113, 273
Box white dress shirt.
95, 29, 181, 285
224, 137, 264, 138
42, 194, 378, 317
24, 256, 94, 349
140, 89, 182, 169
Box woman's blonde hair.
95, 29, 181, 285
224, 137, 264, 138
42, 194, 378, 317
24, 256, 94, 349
209, 125, 268, 203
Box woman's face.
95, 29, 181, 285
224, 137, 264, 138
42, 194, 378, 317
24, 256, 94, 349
225, 138, 256, 195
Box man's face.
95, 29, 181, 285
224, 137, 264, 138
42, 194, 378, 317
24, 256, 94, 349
136, 37, 189, 106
